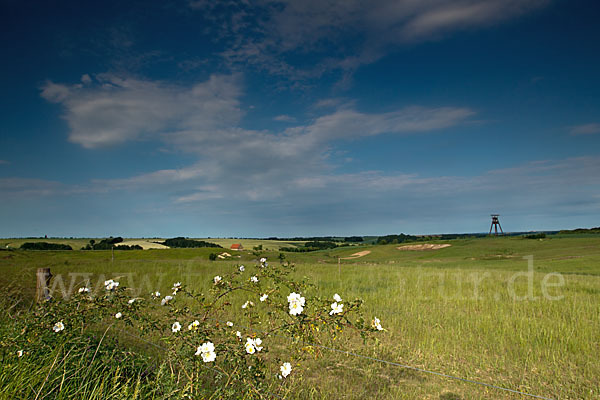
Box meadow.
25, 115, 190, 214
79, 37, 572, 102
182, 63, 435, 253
0, 235, 598, 399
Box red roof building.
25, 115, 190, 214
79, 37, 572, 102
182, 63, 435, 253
230, 243, 244, 251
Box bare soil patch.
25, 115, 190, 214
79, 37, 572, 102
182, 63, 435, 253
341, 250, 371, 259
397, 244, 451, 251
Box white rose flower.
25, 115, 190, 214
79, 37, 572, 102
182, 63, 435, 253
239, 265, 245, 272
202, 350, 216, 363
280, 362, 292, 378
200, 342, 215, 353
242, 300, 254, 309
53, 321, 64, 332
172, 282, 181, 294
226, 321, 234, 327
195, 341, 216, 362
260, 294, 268, 302
245, 337, 263, 354
329, 302, 343, 315
188, 320, 200, 330
17, 350, 23, 357
372, 317, 384, 331
104, 280, 119, 291
128, 298, 136, 304
287, 292, 305, 316
161, 295, 173, 305
115, 312, 122, 319
172, 321, 182, 333
78, 287, 90, 293
213, 276, 222, 284
289, 302, 304, 315
250, 276, 258, 283
245, 341, 256, 354
287, 292, 303, 303
333, 293, 342, 302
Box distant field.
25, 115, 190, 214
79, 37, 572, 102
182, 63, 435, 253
1, 235, 599, 399
0, 237, 92, 250
196, 237, 305, 251
0, 237, 304, 251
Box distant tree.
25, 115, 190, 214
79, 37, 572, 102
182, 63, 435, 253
280, 241, 338, 252
163, 237, 222, 248
209, 253, 217, 261
303, 241, 337, 250
20, 242, 72, 251
376, 234, 417, 245
82, 237, 126, 250
344, 236, 363, 242
114, 244, 143, 250
523, 233, 546, 239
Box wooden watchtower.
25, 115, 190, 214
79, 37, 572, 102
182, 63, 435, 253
489, 214, 503, 236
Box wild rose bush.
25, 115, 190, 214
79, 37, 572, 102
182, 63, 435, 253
4, 258, 384, 399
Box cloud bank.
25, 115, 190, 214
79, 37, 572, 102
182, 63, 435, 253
40, 73, 474, 202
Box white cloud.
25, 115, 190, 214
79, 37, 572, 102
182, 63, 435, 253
273, 114, 296, 122
313, 98, 351, 109
91, 105, 474, 203
42, 74, 475, 204
174, 187, 225, 203
295, 106, 475, 142
41, 74, 243, 148
570, 123, 600, 136
395, 0, 548, 41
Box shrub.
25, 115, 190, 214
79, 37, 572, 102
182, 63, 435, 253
3, 259, 383, 399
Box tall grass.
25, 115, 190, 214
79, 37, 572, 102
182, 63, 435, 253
1, 236, 599, 399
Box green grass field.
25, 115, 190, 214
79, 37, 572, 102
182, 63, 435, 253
1, 235, 598, 399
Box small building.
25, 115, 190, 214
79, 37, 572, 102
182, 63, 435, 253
230, 243, 244, 251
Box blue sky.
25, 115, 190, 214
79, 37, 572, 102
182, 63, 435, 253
1, 0, 599, 237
